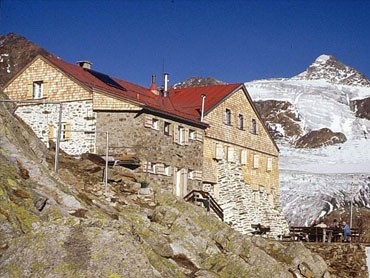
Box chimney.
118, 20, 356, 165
163, 72, 169, 97
149, 75, 159, 95
76, 60, 92, 70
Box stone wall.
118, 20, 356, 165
305, 243, 369, 278
205, 159, 289, 238
14, 100, 96, 155
95, 111, 204, 195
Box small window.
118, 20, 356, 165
189, 129, 195, 140
33, 81, 43, 99
152, 119, 159, 130
251, 119, 257, 135
238, 114, 244, 130
224, 109, 231, 125
188, 169, 194, 180
164, 122, 170, 135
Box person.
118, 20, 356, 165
328, 219, 340, 242
342, 221, 351, 242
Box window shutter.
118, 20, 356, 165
144, 115, 152, 128
27, 84, 33, 99
182, 169, 188, 196
227, 147, 235, 162
215, 144, 224, 160
253, 154, 259, 169
64, 123, 72, 140
48, 123, 55, 140
165, 165, 172, 176
195, 130, 203, 142
43, 83, 49, 98
240, 149, 248, 165
173, 125, 179, 143
255, 122, 259, 134
184, 128, 189, 145
267, 158, 273, 171
143, 161, 151, 172
194, 170, 202, 181
156, 163, 165, 175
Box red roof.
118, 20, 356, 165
44, 56, 241, 125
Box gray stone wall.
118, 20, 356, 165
95, 111, 204, 193
211, 159, 289, 238
15, 100, 96, 155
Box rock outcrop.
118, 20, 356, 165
295, 128, 347, 148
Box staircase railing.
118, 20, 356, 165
184, 190, 224, 221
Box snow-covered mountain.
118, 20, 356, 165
246, 55, 370, 225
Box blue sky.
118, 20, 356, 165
1, 0, 370, 87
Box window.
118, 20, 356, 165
164, 122, 171, 135
61, 122, 72, 141
33, 81, 43, 99
238, 114, 244, 130
188, 169, 194, 180
152, 118, 159, 130
267, 157, 273, 171
224, 109, 231, 125
251, 119, 258, 135
189, 129, 195, 140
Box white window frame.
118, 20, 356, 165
164, 121, 170, 135
33, 81, 43, 99
224, 109, 231, 125
152, 118, 159, 130
189, 129, 195, 140
238, 114, 244, 130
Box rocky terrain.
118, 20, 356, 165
172, 76, 226, 89
0, 91, 339, 278
0, 33, 53, 88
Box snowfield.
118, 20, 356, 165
245, 61, 370, 225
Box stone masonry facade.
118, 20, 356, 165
95, 110, 204, 196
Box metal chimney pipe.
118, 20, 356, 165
163, 73, 169, 96
201, 94, 206, 122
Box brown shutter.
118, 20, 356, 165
43, 82, 49, 98
144, 115, 152, 128
27, 84, 33, 99
64, 123, 72, 140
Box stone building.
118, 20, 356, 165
3, 54, 288, 237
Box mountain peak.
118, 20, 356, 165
293, 54, 370, 87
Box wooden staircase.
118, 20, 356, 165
184, 190, 224, 221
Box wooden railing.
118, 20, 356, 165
287, 226, 361, 243
184, 190, 224, 221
